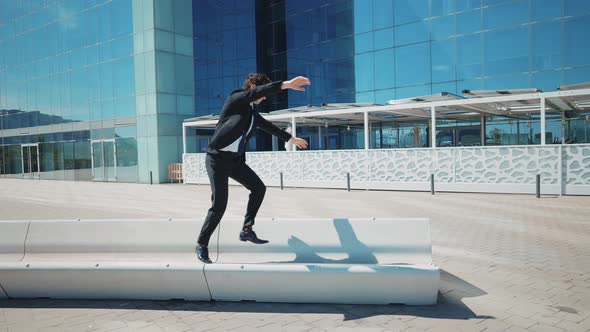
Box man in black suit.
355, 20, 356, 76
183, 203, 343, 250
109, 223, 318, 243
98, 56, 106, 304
197, 73, 310, 263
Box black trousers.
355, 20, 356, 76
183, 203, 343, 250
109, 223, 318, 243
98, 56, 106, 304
197, 152, 266, 246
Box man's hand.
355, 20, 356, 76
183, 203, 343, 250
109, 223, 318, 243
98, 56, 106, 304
282, 76, 311, 91
288, 137, 308, 149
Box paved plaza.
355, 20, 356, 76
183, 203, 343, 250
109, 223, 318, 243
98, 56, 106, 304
0, 178, 589, 332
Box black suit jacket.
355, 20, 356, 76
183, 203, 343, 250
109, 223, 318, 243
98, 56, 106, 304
204, 81, 293, 154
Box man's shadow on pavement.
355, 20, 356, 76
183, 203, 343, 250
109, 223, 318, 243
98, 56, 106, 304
266, 217, 492, 320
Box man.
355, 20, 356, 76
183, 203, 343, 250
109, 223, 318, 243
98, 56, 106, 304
196, 73, 310, 264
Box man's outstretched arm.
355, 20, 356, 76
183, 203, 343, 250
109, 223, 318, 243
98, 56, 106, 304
233, 81, 283, 104
233, 76, 312, 104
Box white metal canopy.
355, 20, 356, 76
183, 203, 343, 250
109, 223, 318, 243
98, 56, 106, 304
182, 86, 590, 153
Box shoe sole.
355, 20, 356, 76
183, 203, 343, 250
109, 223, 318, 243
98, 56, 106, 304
239, 238, 269, 244
196, 248, 212, 264
198, 256, 212, 264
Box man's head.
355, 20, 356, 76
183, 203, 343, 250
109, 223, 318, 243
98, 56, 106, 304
243, 73, 271, 104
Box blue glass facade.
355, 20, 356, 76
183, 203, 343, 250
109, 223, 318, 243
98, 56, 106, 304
268, 0, 590, 104
2, 0, 589, 180
285, 1, 355, 106
252, 0, 590, 149
0, 0, 139, 181
193, 0, 257, 117
0, 0, 195, 183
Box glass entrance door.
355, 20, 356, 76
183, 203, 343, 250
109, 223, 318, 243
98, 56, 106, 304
91, 140, 117, 182
21, 144, 40, 179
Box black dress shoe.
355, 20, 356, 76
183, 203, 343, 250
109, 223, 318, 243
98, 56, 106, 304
196, 246, 212, 264
239, 230, 269, 244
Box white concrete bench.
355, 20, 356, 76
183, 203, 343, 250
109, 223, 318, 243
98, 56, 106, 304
0, 218, 439, 305
0, 221, 30, 299
0, 219, 210, 301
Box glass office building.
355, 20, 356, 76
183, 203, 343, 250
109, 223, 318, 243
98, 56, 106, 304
194, 0, 590, 151
2, 0, 590, 182
0, 0, 194, 183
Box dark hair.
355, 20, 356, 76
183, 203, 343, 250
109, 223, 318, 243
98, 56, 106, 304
242, 73, 271, 90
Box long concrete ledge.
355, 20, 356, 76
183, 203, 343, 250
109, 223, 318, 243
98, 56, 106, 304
0, 218, 439, 305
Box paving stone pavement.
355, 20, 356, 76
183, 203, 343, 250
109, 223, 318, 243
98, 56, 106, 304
0, 178, 589, 332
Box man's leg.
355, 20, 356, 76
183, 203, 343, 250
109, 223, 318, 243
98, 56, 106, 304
197, 154, 230, 248
230, 159, 268, 244
230, 160, 266, 227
